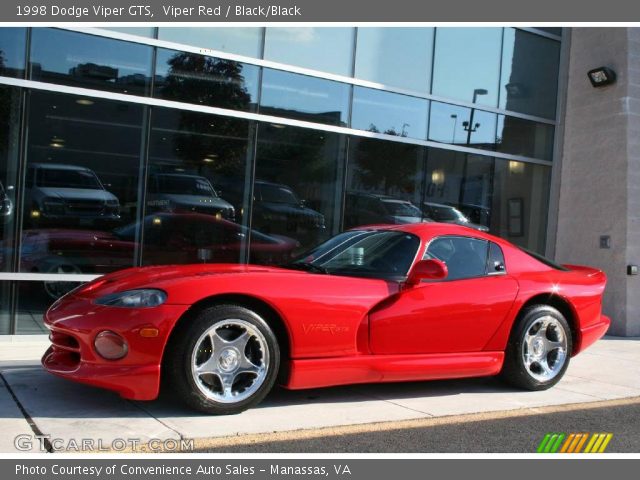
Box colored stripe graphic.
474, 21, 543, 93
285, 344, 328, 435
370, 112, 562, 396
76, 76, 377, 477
537, 433, 613, 453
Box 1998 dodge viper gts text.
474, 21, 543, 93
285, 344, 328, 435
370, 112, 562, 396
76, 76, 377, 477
42, 223, 610, 414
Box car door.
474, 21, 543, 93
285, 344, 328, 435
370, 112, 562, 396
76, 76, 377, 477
369, 236, 519, 354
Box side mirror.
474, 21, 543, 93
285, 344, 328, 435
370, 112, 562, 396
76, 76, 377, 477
406, 259, 448, 286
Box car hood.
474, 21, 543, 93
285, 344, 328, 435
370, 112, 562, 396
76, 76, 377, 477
260, 202, 323, 218
155, 194, 233, 209
73, 264, 296, 299
35, 187, 116, 202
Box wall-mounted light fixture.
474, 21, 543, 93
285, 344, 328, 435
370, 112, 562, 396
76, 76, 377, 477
431, 169, 445, 185
508, 160, 525, 174
587, 67, 617, 87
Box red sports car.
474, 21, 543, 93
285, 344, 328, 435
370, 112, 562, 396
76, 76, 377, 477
42, 223, 610, 414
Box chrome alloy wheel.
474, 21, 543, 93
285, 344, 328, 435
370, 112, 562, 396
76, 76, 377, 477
521, 315, 568, 382
191, 319, 269, 404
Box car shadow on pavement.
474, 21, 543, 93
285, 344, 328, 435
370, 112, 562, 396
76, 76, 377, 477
1, 363, 518, 420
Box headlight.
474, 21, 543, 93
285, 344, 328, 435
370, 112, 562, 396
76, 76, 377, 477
95, 289, 167, 308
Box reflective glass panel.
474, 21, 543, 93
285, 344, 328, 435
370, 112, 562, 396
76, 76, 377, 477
21, 90, 145, 282
496, 115, 554, 160
351, 87, 429, 140
29, 29, 153, 96
158, 27, 263, 58
429, 102, 497, 151
0, 281, 10, 334
0, 27, 26, 78
154, 48, 259, 112
423, 148, 494, 230
500, 28, 560, 119
432, 28, 503, 108
264, 27, 355, 76
345, 137, 425, 229
143, 108, 253, 265
354, 27, 434, 93
260, 69, 350, 126
491, 159, 550, 252
252, 124, 347, 255
0, 86, 22, 272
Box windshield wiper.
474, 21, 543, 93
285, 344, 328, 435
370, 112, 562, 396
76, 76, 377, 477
286, 262, 330, 274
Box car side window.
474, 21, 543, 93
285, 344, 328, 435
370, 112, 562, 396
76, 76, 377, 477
424, 236, 489, 281
486, 242, 506, 275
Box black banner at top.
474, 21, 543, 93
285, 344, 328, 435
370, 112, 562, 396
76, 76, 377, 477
1, 0, 640, 22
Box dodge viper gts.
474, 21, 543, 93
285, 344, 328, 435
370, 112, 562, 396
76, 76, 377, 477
42, 223, 610, 414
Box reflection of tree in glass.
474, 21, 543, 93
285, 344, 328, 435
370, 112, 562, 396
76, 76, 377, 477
257, 126, 330, 195
161, 52, 252, 110
355, 125, 418, 195
160, 53, 252, 178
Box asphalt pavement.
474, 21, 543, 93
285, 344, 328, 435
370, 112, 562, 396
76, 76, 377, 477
194, 397, 640, 453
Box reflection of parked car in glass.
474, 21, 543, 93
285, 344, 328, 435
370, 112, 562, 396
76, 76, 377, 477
14, 213, 299, 299
455, 202, 491, 227
25, 163, 120, 227
0, 181, 13, 217
147, 173, 235, 221
422, 202, 489, 232
345, 191, 427, 229
252, 180, 325, 240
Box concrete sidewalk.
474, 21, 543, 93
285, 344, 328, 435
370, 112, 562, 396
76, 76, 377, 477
1, 336, 639, 452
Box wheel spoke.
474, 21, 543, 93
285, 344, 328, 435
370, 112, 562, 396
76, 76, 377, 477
238, 355, 262, 376
208, 330, 228, 353
228, 330, 251, 351
217, 373, 235, 397
544, 338, 564, 352
538, 359, 552, 376
195, 356, 217, 375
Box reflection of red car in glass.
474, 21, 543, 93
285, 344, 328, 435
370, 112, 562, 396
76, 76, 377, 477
18, 212, 299, 284
42, 223, 610, 415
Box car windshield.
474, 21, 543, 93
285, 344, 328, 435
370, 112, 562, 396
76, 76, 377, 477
289, 230, 420, 280
428, 205, 468, 222
154, 175, 217, 197
260, 184, 299, 204
381, 200, 422, 217
36, 168, 102, 189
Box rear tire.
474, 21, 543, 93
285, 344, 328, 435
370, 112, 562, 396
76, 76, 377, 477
501, 304, 572, 391
165, 305, 280, 414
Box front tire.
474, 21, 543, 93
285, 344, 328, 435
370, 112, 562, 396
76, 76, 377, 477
501, 305, 572, 391
166, 305, 280, 414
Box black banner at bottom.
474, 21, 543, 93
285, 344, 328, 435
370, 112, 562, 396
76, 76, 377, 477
3, 459, 638, 480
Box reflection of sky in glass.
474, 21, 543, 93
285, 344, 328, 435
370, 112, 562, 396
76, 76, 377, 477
432, 28, 503, 108
30, 29, 152, 77
0, 28, 26, 72
429, 102, 497, 147
260, 69, 350, 125
264, 27, 355, 76
351, 87, 428, 140
355, 27, 433, 93
158, 28, 263, 58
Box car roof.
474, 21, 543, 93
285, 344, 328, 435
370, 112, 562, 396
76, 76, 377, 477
423, 201, 456, 209
353, 222, 503, 243
347, 191, 410, 202
29, 163, 92, 171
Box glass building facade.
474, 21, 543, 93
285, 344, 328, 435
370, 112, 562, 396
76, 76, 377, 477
0, 26, 562, 334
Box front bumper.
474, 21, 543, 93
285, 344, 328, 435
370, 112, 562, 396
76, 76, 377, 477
41, 295, 189, 401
